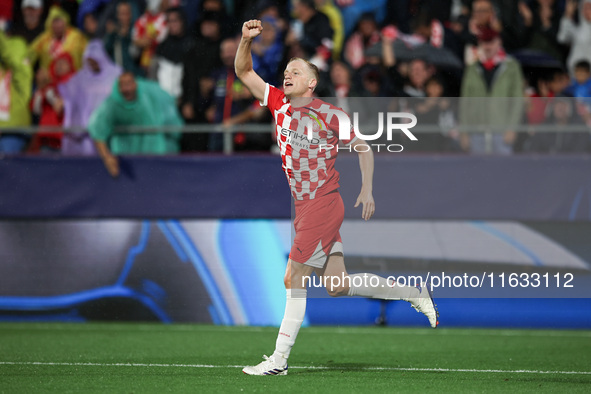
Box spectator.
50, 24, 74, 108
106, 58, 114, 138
77, 0, 112, 37
314, 0, 344, 59
11, 0, 45, 44
0, 0, 13, 31
180, 11, 222, 151
0, 30, 33, 154
410, 75, 460, 152
460, 26, 525, 154
410, 11, 462, 59
81, 11, 100, 39
459, 1, 502, 41
133, 0, 168, 72
385, 0, 455, 34
324, 60, 362, 99
343, 12, 381, 70
524, 97, 590, 153
78, 0, 142, 39
28, 5, 88, 71
405, 59, 434, 97
205, 37, 254, 151
104, 0, 142, 76
547, 67, 571, 96
317, 60, 362, 119
30, 52, 75, 152
197, 0, 232, 38
459, 0, 527, 53
381, 31, 434, 97
458, 0, 508, 64
255, 0, 288, 35
153, 7, 193, 100
251, 16, 284, 86
565, 60, 591, 124
525, 73, 557, 126
342, 0, 387, 37
287, 0, 333, 71
518, 0, 563, 61
566, 60, 591, 100
58, 40, 122, 155
520, 70, 572, 151
359, 65, 390, 97
89, 72, 183, 177
558, 0, 591, 74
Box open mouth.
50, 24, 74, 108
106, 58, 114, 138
284, 82, 293, 87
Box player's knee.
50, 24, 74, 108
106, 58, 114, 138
283, 274, 291, 289
326, 285, 348, 297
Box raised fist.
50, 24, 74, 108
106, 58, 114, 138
242, 19, 263, 40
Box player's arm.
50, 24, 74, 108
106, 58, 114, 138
351, 139, 375, 221
235, 20, 266, 103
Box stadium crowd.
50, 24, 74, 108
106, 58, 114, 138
1, 0, 591, 155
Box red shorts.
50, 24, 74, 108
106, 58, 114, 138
290, 190, 345, 268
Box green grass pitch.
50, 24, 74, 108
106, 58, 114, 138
1, 323, 590, 393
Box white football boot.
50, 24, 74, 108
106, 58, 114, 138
409, 281, 439, 328
242, 355, 288, 376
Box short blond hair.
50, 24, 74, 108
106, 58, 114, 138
287, 57, 320, 82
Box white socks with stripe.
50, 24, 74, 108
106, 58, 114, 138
272, 288, 307, 366
347, 273, 418, 301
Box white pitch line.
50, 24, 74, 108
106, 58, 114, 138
0, 361, 590, 375
1, 324, 590, 338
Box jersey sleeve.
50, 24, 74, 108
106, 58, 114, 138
260, 83, 285, 112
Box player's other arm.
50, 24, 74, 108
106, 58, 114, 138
235, 20, 266, 103
351, 139, 375, 221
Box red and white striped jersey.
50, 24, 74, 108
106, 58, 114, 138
261, 83, 357, 200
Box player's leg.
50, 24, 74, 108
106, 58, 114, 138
313, 252, 349, 297
317, 253, 439, 327
242, 259, 313, 375
316, 252, 416, 299
272, 259, 313, 362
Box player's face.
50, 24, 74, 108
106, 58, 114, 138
283, 60, 314, 98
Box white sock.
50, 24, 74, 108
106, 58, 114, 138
346, 273, 418, 301
272, 288, 307, 365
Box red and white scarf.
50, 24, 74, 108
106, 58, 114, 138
479, 48, 506, 71
429, 20, 444, 48
384, 20, 445, 48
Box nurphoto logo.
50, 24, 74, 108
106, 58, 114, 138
303, 111, 418, 153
